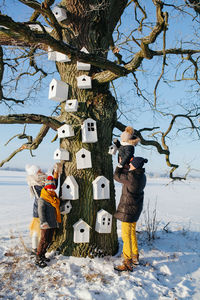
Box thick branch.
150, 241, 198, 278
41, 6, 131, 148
0, 15, 128, 77
0, 114, 62, 130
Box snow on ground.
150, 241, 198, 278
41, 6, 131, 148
0, 170, 200, 300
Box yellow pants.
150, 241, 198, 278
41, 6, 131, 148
29, 217, 41, 238
121, 222, 138, 259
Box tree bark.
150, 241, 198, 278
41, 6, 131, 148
48, 0, 120, 256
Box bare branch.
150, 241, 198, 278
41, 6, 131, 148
0, 114, 62, 130
0, 124, 50, 167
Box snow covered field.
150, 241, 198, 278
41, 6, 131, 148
0, 170, 200, 300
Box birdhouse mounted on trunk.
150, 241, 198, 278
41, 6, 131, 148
81, 118, 98, 143
73, 219, 91, 243
92, 176, 110, 200
76, 148, 92, 169
52, 6, 67, 22
108, 144, 117, 155
61, 176, 79, 200
65, 99, 78, 112
48, 47, 71, 62
95, 209, 112, 233
60, 201, 72, 215
56, 52, 71, 62
57, 124, 74, 138
48, 47, 57, 61
77, 75, 92, 89
54, 148, 69, 161
48, 78, 69, 102
77, 47, 91, 71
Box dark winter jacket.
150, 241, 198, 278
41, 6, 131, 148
114, 166, 146, 222
32, 185, 43, 218
32, 178, 58, 218
118, 145, 135, 167
38, 198, 58, 228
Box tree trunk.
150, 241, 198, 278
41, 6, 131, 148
49, 0, 119, 257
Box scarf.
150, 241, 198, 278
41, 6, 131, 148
40, 188, 61, 223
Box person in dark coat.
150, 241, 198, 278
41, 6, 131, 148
113, 126, 140, 168
113, 156, 148, 272
36, 176, 61, 268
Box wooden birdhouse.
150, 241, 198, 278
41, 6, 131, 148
95, 209, 112, 234
76, 148, 92, 169
48, 78, 69, 102
73, 219, 91, 243
48, 47, 70, 62
48, 47, 57, 61
54, 148, 69, 161
56, 52, 71, 62
81, 118, 97, 143
77, 75, 92, 89
108, 144, 117, 155
65, 99, 78, 112
60, 201, 72, 215
52, 6, 67, 22
57, 124, 74, 138
77, 47, 91, 71
61, 176, 79, 200
92, 176, 110, 200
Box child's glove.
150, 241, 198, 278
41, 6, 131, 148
41, 222, 50, 229
117, 163, 123, 168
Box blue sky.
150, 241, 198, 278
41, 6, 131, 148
0, 1, 199, 177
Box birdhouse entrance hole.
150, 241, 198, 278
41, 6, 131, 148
101, 184, 105, 188
82, 154, 86, 158
80, 229, 85, 233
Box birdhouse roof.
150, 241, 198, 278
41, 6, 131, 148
80, 47, 89, 54
76, 148, 90, 155
92, 176, 109, 185
62, 176, 78, 188
73, 219, 91, 229
97, 209, 112, 217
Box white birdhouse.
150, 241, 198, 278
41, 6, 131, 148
92, 176, 110, 200
76, 148, 92, 169
65, 99, 78, 112
57, 124, 74, 138
73, 219, 91, 243
52, 6, 67, 22
95, 209, 112, 234
56, 52, 71, 62
61, 176, 79, 200
77, 47, 91, 71
81, 118, 97, 143
108, 144, 117, 155
54, 148, 69, 161
48, 78, 69, 102
48, 47, 57, 61
60, 201, 72, 215
77, 75, 92, 89
48, 47, 71, 62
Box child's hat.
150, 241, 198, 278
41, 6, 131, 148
25, 164, 40, 176
130, 157, 148, 169
120, 126, 135, 142
44, 176, 56, 190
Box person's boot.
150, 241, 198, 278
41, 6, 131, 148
114, 259, 133, 272
132, 254, 139, 265
41, 254, 50, 262
35, 255, 47, 268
